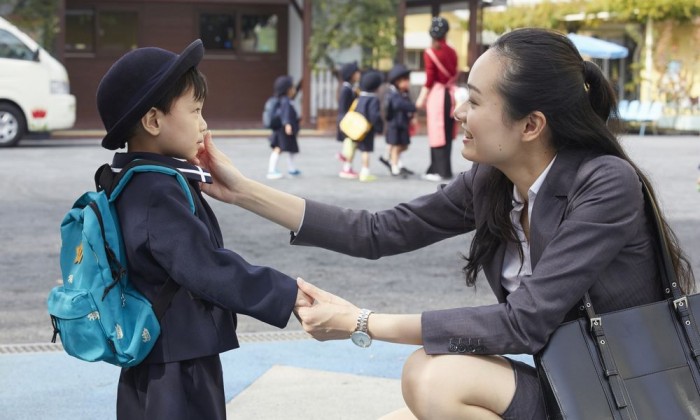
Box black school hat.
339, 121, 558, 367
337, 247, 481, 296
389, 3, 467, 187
359, 70, 383, 92
97, 39, 204, 150
340, 61, 359, 82
388, 64, 411, 84
274, 75, 294, 97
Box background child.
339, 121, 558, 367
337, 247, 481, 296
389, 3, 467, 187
95, 40, 307, 419
267, 75, 301, 179
382, 63, 417, 178
336, 62, 361, 179
353, 70, 384, 182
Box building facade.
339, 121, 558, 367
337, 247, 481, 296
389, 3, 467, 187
62, 0, 302, 130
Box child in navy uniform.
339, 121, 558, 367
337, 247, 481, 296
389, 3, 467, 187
95, 40, 307, 420
353, 70, 384, 182
336, 62, 361, 179
267, 75, 301, 179
382, 64, 417, 178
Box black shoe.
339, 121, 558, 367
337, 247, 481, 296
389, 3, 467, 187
378, 156, 392, 172
400, 167, 414, 176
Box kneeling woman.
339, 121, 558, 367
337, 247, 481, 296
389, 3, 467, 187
196, 28, 694, 419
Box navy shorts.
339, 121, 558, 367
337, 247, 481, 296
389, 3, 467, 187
501, 357, 546, 420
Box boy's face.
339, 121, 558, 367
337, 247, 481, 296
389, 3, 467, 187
396, 77, 410, 92
154, 87, 207, 160
287, 85, 297, 98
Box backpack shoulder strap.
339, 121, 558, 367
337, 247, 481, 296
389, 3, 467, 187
94, 159, 198, 321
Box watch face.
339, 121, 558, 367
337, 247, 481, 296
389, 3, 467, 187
351, 331, 371, 348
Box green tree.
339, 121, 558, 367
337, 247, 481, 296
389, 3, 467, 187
310, 0, 399, 70
2, 0, 60, 54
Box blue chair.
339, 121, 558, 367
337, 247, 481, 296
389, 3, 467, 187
638, 101, 664, 136
617, 99, 630, 120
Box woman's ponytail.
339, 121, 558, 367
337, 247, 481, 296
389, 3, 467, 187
583, 60, 616, 123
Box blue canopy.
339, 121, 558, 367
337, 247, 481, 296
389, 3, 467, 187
567, 33, 629, 59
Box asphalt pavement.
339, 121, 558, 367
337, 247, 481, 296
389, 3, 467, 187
0, 133, 698, 419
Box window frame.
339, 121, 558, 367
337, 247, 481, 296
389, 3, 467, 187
196, 6, 282, 59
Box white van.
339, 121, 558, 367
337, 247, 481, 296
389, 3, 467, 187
0, 16, 76, 147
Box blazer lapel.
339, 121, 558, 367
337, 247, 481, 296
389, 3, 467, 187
530, 150, 587, 268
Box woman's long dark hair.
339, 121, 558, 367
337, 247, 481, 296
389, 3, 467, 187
463, 28, 695, 294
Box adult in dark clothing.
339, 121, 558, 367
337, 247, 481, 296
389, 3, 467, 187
193, 29, 694, 419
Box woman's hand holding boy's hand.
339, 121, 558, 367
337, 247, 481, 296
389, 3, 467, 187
295, 278, 359, 341
192, 131, 245, 204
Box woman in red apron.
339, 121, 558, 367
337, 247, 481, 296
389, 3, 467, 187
416, 16, 458, 182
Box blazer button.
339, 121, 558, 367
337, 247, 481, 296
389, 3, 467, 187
457, 343, 467, 353
467, 345, 476, 353
448, 338, 460, 352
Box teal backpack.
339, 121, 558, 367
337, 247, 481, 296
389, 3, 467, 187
47, 161, 195, 367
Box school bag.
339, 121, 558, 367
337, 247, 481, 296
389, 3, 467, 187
262, 96, 282, 129
47, 160, 195, 367
339, 99, 372, 141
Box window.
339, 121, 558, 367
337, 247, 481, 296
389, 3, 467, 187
0, 30, 35, 60
200, 13, 236, 51
98, 11, 138, 53
241, 14, 278, 53
65, 9, 95, 53
405, 49, 424, 71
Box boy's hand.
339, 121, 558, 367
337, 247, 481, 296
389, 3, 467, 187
285, 124, 293, 136
295, 278, 359, 341
191, 131, 245, 204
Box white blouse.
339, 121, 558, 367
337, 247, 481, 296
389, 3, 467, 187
501, 156, 557, 293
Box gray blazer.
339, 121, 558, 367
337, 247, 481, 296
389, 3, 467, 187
292, 149, 663, 356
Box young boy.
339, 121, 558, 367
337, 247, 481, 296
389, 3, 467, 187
352, 70, 384, 182
336, 61, 360, 179
382, 63, 417, 178
267, 75, 301, 179
96, 40, 307, 419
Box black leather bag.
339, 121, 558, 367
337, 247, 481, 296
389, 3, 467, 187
536, 181, 700, 420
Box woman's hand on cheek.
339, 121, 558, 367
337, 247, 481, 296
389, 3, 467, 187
192, 132, 245, 204
295, 278, 359, 341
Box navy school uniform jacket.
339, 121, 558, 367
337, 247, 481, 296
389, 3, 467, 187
355, 92, 384, 151
269, 96, 300, 153
336, 82, 357, 141
112, 152, 298, 364
385, 85, 416, 145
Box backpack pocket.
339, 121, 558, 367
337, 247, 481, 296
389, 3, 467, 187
47, 288, 113, 363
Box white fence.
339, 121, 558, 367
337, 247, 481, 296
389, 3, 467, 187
310, 69, 339, 121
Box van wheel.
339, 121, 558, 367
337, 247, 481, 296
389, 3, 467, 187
0, 104, 26, 147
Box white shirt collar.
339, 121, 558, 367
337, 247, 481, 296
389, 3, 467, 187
512, 155, 557, 207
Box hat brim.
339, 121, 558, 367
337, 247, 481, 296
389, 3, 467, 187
389, 70, 411, 83
101, 40, 204, 150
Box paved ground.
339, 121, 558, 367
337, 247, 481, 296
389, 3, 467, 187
0, 133, 698, 419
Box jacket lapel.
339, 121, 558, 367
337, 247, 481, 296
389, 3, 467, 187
529, 150, 587, 268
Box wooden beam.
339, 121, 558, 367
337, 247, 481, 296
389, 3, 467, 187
395, 0, 406, 64
290, 0, 303, 20
431, 0, 440, 17
301, 0, 312, 127
467, 0, 481, 69
56, 0, 66, 63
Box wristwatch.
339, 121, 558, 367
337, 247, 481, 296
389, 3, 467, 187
350, 308, 373, 348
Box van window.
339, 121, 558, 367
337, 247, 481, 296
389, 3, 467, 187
0, 29, 35, 61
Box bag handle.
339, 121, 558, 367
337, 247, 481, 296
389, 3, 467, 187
348, 99, 358, 113
578, 176, 700, 415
